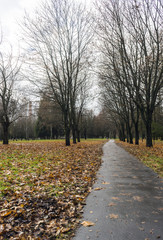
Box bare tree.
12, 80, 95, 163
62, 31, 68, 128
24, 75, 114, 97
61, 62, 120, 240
97, 0, 163, 147
0, 34, 25, 144
21, 0, 93, 146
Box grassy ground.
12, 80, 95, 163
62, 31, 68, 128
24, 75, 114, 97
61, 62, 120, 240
0, 139, 106, 239
116, 139, 163, 178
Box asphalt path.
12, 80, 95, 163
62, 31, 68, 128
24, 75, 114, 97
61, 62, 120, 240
73, 140, 163, 240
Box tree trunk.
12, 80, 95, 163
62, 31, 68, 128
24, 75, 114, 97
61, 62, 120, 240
128, 124, 133, 144
72, 126, 77, 144
77, 129, 80, 142
65, 128, 70, 146
126, 123, 129, 143
84, 128, 87, 140
64, 113, 71, 146
146, 120, 153, 147
121, 123, 125, 142
129, 129, 133, 144
119, 129, 122, 141
3, 124, 9, 145
141, 109, 153, 147
126, 122, 133, 144
50, 125, 53, 139
134, 122, 139, 145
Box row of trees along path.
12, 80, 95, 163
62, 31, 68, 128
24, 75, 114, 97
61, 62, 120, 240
0, 0, 163, 147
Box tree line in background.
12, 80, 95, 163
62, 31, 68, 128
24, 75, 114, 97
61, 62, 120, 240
0, 98, 162, 143
0, 0, 162, 146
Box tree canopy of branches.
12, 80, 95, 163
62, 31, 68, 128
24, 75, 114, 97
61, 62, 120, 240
22, 0, 93, 146
97, 0, 163, 147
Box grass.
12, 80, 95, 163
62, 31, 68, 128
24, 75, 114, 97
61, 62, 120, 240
116, 139, 163, 178
0, 139, 105, 239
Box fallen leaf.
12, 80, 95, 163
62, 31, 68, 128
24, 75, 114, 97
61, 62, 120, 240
108, 202, 116, 207
94, 187, 103, 191
112, 197, 120, 200
120, 193, 131, 196
152, 211, 159, 214
154, 196, 162, 200
56, 229, 61, 236
139, 227, 144, 231
62, 227, 71, 233
0, 210, 12, 217
109, 214, 119, 219
102, 182, 110, 185
158, 208, 163, 211
133, 196, 143, 202
0, 224, 5, 235
81, 221, 95, 227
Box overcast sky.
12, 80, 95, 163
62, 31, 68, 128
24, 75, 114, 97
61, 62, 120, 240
0, 0, 93, 48
0, 0, 40, 46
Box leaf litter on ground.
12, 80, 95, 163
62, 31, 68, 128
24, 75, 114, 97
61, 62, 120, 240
116, 140, 163, 177
0, 140, 105, 239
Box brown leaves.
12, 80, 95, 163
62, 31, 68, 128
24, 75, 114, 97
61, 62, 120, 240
0, 210, 12, 217
116, 140, 163, 177
109, 214, 119, 219
111, 197, 120, 201
108, 202, 117, 207
133, 196, 143, 202
0, 140, 104, 239
102, 181, 110, 185
0, 224, 5, 235
81, 221, 95, 227
94, 187, 104, 191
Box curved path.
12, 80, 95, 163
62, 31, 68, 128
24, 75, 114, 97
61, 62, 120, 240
73, 140, 163, 240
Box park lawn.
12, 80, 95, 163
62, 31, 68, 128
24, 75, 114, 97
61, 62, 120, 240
116, 140, 163, 178
0, 139, 105, 239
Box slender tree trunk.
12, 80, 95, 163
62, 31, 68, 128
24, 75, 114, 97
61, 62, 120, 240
65, 128, 70, 146
50, 125, 53, 139
134, 122, 139, 145
77, 129, 80, 142
64, 113, 71, 146
3, 124, 9, 145
119, 129, 122, 141
141, 109, 153, 147
128, 121, 133, 144
72, 126, 77, 144
129, 128, 133, 144
126, 123, 129, 143
146, 119, 153, 147
120, 123, 125, 142
84, 128, 87, 140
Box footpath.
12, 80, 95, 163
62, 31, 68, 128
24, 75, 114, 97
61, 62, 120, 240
73, 140, 163, 240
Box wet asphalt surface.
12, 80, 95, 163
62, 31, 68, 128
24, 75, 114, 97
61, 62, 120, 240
73, 140, 163, 240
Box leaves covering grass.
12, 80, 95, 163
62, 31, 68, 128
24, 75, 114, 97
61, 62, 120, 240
116, 140, 163, 178
0, 139, 105, 239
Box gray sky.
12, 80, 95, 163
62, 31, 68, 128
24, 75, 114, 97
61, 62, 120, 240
0, 0, 93, 47
0, 0, 40, 46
